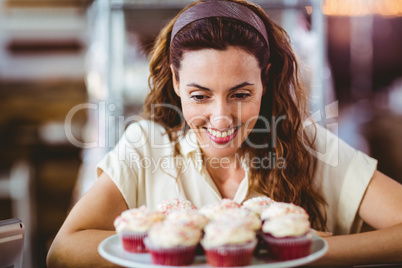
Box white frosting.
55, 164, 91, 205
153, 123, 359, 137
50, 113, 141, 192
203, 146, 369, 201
214, 208, 261, 230
156, 198, 197, 215
260, 202, 308, 220
202, 220, 256, 248
242, 196, 275, 215
165, 210, 209, 229
262, 215, 311, 237
148, 221, 202, 248
199, 199, 241, 220
114, 206, 165, 233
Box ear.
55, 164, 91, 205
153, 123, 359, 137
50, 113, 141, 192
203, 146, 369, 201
170, 64, 180, 97
262, 63, 272, 96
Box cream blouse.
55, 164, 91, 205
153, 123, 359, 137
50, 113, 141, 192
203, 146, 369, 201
97, 120, 377, 235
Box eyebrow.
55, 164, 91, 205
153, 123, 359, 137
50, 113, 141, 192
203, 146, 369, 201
186, 81, 254, 91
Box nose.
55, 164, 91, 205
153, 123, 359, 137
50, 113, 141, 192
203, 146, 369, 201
209, 99, 233, 130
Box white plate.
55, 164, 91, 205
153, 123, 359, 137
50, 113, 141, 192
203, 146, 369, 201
98, 234, 328, 268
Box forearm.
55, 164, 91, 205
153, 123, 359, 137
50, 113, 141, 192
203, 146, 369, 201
312, 223, 402, 266
47, 229, 119, 268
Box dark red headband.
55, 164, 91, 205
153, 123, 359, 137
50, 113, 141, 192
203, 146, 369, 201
171, 0, 270, 56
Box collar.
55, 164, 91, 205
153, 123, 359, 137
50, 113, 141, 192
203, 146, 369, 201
178, 129, 204, 172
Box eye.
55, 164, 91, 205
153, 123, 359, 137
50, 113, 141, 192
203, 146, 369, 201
232, 93, 251, 100
190, 95, 210, 102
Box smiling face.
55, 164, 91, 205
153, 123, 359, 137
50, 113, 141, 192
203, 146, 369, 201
172, 46, 264, 160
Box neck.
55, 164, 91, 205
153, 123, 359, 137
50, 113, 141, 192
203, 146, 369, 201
204, 154, 246, 199
204, 154, 245, 184
204, 154, 243, 171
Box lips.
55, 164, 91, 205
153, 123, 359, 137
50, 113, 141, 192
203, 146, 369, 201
205, 126, 239, 144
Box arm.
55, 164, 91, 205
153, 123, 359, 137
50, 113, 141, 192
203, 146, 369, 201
313, 170, 402, 266
46, 172, 129, 268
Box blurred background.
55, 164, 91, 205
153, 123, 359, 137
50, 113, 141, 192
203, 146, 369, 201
0, 0, 401, 267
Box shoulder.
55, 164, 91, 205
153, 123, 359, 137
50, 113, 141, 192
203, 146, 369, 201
303, 122, 356, 168
123, 120, 170, 145
113, 120, 176, 160
125, 119, 167, 137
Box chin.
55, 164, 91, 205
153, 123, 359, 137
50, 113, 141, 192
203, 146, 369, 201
200, 133, 243, 158
203, 147, 240, 160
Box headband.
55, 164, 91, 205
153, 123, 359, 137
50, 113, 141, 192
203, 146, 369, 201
171, 0, 270, 55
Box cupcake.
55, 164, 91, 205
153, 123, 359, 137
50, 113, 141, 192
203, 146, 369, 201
199, 198, 241, 220
214, 208, 261, 231
165, 210, 209, 256
262, 214, 313, 260
216, 207, 264, 255
165, 209, 209, 229
114, 206, 164, 253
144, 221, 202, 266
260, 202, 309, 221
156, 198, 197, 215
201, 220, 257, 267
242, 196, 275, 216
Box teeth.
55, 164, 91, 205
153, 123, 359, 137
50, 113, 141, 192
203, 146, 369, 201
207, 127, 236, 138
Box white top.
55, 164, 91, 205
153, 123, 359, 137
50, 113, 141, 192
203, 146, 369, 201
97, 120, 377, 235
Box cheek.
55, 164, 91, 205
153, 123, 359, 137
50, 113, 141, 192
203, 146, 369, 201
241, 102, 261, 128
181, 102, 208, 127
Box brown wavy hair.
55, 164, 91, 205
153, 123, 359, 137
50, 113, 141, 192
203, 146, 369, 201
142, 0, 327, 231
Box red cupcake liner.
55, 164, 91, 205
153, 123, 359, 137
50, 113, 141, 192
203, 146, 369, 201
144, 237, 198, 266
262, 231, 313, 260
119, 231, 148, 253
202, 239, 257, 267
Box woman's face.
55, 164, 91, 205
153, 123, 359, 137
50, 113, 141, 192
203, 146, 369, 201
172, 46, 264, 160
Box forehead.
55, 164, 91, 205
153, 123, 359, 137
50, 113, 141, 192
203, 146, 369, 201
178, 46, 261, 83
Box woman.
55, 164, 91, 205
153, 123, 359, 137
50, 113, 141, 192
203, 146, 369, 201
47, 0, 402, 267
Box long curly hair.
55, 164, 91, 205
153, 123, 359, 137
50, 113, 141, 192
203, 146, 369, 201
142, 0, 327, 231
